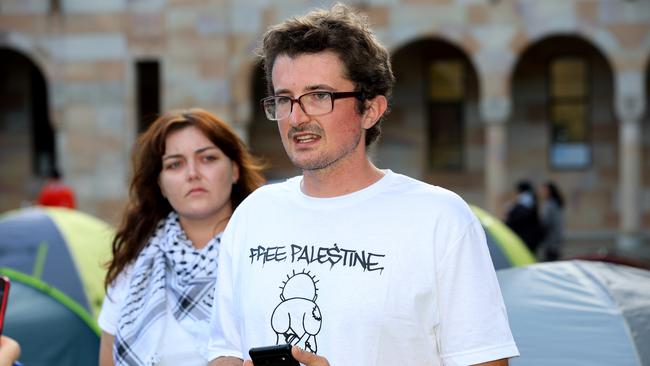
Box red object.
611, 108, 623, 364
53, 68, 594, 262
0, 275, 9, 335
37, 181, 76, 209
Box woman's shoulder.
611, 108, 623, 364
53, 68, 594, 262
106, 263, 135, 299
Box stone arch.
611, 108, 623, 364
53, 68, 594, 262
0, 45, 55, 211
231, 56, 259, 137
386, 30, 479, 65
246, 59, 299, 180
509, 34, 616, 232
382, 37, 483, 201
0, 32, 53, 84
510, 32, 615, 95
509, 21, 618, 77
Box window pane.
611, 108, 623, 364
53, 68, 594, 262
549, 57, 589, 169
136, 60, 160, 133
428, 103, 463, 170
551, 102, 586, 142
430, 146, 463, 169
551, 58, 586, 98
429, 60, 464, 101
550, 143, 590, 169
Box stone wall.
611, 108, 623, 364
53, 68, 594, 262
0, 0, 647, 239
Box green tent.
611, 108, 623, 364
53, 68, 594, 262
0, 206, 114, 318
470, 205, 537, 269
1, 267, 100, 366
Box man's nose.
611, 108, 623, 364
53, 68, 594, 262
288, 100, 310, 126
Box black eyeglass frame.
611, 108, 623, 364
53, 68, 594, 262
260, 91, 363, 121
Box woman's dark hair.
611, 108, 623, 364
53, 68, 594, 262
259, 2, 395, 147
105, 108, 265, 288
545, 181, 564, 209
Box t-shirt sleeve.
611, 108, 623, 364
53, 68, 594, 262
436, 216, 519, 366
97, 267, 131, 335
203, 216, 244, 361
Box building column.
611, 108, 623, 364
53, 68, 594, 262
481, 97, 511, 215
619, 119, 642, 246
615, 71, 646, 255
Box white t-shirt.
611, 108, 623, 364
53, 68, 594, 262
99, 266, 207, 366
206, 170, 519, 366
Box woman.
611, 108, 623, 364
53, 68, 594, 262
539, 181, 565, 261
98, 109, 264, 366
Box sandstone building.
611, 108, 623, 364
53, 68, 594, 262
1, 0, 648, 254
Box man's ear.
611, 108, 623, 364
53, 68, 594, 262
362, 95, 388, 129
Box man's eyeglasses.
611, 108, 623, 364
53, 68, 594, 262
261, 91, 362, 121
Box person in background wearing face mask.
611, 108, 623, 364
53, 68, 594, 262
505, 180, 543, 254
98, 109, 265, 366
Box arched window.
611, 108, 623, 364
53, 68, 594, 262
427, 59, 466, 170
549, 57, 590, 169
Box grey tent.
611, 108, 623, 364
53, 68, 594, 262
498, 260, 650, 366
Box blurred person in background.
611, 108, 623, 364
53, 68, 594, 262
98, 108, 264, 366
539, 181, 565, 261
36, 167, 76, 209
505, 180, 543, 254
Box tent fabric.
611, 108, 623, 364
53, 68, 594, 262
42, 207, 114, 316
485, 230, 512, 269
470, 205, 537, 269
0, 208, 86, 307
0, 206, 114, 318
497, 260, 650, 366
1, 267, 100, 366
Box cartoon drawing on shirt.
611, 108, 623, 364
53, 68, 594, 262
271, 269, 322, 353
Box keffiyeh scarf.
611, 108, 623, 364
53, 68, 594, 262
114, 212, 220, 365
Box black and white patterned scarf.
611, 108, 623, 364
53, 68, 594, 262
114, 212, 220, 365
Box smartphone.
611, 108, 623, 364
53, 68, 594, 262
0, 275, 10, 336
249, 344, 299, 366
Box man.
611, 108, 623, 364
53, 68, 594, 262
505, 180, 542, 253
207, 4, 518, 366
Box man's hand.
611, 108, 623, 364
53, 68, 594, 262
291, 346, 330, 366
243, 346, 330, 366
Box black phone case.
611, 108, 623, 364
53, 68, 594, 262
249, 344, 299, 366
